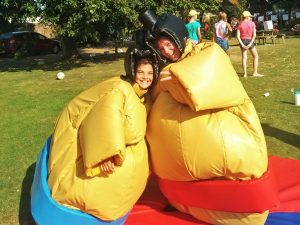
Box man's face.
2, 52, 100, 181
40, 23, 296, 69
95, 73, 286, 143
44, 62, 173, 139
156, 37, 181, 62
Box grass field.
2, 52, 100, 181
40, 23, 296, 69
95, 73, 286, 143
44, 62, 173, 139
0, 37, 299, 225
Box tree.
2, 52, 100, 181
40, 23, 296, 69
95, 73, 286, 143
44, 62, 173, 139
0, 0, 38, 33
153, 0, 222, 21
221, 0, 250, 19
2, 0, 224, 59
36, 0, 110, 58
36, 0, 163, 58
266, 0, 300, 23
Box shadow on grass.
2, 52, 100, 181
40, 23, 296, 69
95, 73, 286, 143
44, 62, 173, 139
285, 35, 300, 39
19, 162, 36, 225
262, 123, 300, 149
280, 101, 295, 105
0, 52, 125, 73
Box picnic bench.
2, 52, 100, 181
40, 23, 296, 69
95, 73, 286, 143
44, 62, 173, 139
255, 35, 276, 45
255, 30, 285, 45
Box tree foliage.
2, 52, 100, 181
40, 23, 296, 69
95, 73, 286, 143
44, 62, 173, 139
0, 0, 37, 22
34, 0, 225, 58
1, 0, 298, 59
220, 0, 250, 19
36, 0, 223, 41
1, 0, 224, 58
0, 0, 38, 33
266, 0, 300, 11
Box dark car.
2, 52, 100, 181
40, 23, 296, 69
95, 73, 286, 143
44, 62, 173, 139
0, 31, 60, 56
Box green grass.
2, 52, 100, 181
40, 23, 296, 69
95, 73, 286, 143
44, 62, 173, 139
0, 38, 299, 224
0, 55, 125, 225
230, 37, 300, 157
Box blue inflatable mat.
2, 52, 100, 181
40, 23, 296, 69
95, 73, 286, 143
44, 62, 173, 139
31, 137, 128, 225
267, 212, 300, 225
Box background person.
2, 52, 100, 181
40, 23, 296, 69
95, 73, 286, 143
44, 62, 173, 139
230, 17, 239, 36
185, 9, 202, 46
46, 31, 158, 221
202, 13, 211, 38
237, 10, 263, 77
213, 11, 232, 55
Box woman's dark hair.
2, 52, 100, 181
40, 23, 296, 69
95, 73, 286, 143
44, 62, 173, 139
135, 58, 154, 72
124, 45, 159, 83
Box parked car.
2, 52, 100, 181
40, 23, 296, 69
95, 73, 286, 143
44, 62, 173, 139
0, 31, 60, 56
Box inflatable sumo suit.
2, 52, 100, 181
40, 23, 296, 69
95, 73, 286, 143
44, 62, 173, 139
139, 10, 270, 225
47, 37, 158, 221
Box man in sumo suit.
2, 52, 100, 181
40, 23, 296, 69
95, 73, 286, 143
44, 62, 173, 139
137, 9, 278, 225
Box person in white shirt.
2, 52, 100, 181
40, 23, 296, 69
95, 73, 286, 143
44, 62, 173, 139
213, 11, 232, 55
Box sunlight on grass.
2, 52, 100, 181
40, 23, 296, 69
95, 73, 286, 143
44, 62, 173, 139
230, 37, 300, 157
0, 57, 125, 224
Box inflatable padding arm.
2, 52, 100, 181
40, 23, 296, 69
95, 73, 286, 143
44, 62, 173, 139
163, 44, 249, 111
79, 89, 126, 177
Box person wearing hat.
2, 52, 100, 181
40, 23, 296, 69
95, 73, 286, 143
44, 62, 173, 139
46, 30, 158, 221
237, 10, 264, 77
185, 9, 202, 46
138, 9, 273, 225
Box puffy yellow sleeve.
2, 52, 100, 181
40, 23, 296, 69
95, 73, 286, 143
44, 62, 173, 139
160, 44, 249, 111
78, 89, 126, 177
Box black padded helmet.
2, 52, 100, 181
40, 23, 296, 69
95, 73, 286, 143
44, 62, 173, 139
124, 29, 159, 84
139, 9, 188, 55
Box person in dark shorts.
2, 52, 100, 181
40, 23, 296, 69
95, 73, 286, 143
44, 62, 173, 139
237, 11, 264, 77
213, 11, 232, 55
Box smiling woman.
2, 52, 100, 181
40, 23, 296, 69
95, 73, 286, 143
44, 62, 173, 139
31, 30, 159, 224
134, 58, 154, 90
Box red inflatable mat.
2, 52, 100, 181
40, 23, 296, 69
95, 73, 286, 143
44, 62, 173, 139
125, 156, 300, 225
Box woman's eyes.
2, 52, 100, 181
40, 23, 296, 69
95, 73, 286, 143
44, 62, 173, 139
137, 71, 153, 75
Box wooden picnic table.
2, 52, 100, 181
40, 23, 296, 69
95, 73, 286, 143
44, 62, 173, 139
255, 30, 276, 45
255, 30, 285, 45
257, 30, 274, 36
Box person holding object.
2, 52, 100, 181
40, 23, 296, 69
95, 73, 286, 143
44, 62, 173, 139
237, 11, 264, 77
213, 11, 232, 55
185, 9, 202, 46
138, 9, 275, 225
47, 29, 158, 221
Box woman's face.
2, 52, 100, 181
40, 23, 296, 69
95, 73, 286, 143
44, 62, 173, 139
156, 37, 181, 62
135, 63, 154, 89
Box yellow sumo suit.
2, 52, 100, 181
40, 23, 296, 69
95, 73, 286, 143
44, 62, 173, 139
139, 10, 269, 225
47, 42, 158, 221
48, 78, 149, 220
